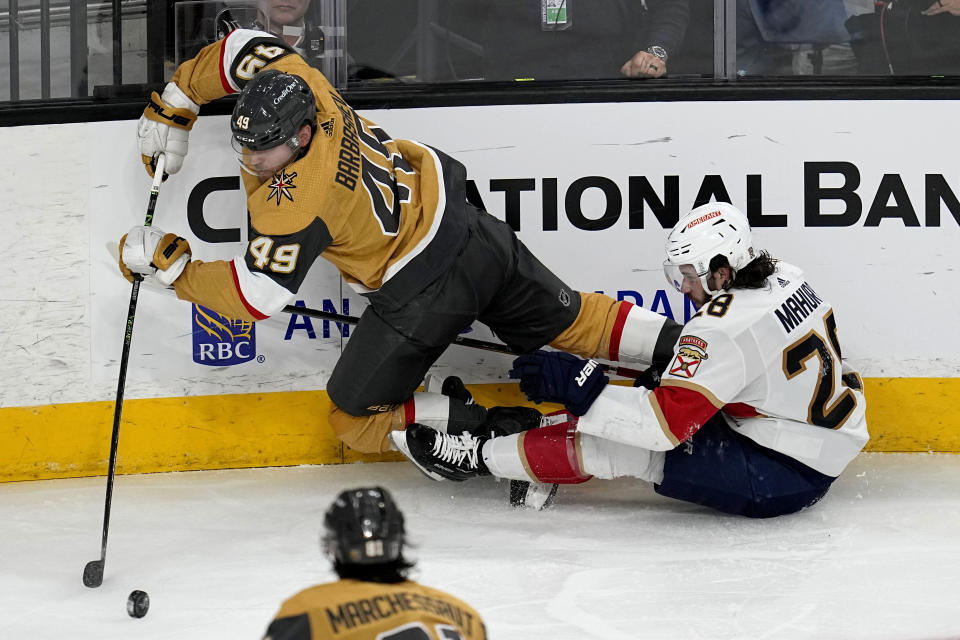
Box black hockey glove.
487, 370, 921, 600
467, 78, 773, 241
509, 350, 608, 417
632, 363, 666, 391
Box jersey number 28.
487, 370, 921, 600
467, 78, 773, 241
782, 310, 857, 430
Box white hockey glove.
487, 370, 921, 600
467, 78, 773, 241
119, 226, 191, 287
138, 82, 200, 178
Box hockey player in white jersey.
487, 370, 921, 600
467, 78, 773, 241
390, 202, 870, 517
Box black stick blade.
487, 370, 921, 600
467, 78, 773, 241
82, 560, 104, 588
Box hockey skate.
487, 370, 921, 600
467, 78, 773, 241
509, 480, 559, 511
389, 423, 490, 482
437, 375, 545, 439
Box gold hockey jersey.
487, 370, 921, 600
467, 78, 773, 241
170, 30, 470, 321
262, 578, 487, 640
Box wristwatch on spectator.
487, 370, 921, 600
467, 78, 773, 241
646, 45, 668, 63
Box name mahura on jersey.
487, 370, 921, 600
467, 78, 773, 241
775, 282, 823, 334
326, 591, 478, 635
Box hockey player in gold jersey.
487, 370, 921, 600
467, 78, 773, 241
119, 28, 680, 457
262, 487, 486, 640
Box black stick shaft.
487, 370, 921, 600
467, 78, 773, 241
280, 304, 643, 379
88, 155, 166, 587
281, 304, 520, 355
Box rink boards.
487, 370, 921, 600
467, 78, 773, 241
1, 100, 958, 481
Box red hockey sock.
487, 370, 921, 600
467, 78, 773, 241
520, 419, 592, 484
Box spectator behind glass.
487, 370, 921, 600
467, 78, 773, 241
736, 0, 862, 76
849, 0, 960, 75
922, 0, 960, 14
215, 1, 323, 65
666, 0, 714, 77
477, 0, 690, 81
256, 0, 312, 46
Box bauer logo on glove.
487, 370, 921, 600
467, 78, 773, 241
575, 359, 599, 386
145, 94, 196, 128
118, 226, 191, 287
509, 350, 609, 417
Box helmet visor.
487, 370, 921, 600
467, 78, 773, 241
231, 135, 298, 177
663, 260, 705, 293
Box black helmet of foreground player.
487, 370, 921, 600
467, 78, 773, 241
322, 487, 413, 583
230, 69, 317, 176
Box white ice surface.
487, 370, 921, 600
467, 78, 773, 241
1, 453, 958, 640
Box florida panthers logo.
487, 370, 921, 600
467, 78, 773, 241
267, 170, 297, 205
669, 345, 708, 379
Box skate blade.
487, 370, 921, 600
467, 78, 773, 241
509, 480, 558, 510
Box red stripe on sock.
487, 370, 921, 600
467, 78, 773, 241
403, 398, 416, 425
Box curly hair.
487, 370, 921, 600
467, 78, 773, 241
708, 251, 779, 290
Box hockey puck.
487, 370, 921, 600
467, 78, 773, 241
127, 590, 150, 618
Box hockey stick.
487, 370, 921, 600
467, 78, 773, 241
280, 304, 645, 379
83, 154, 167, 589
99, 245, 642, 378
282, 304, 521, 356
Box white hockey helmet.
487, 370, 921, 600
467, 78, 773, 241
663, 202, 754, 295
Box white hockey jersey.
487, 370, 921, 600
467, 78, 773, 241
577, 262, 869, 477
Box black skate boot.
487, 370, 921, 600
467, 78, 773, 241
389, 423, 491, 482
481, 405, 544, 438
439, 375, 543, 439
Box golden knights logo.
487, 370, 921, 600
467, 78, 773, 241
192, 304, 256, 366
669, 335, 708, 379
267, 170, 297, 205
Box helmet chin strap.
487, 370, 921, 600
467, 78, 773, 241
702, 269, 733, 296
700, 273, 715, 295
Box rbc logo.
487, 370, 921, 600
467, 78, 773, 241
192, 304, 256, 366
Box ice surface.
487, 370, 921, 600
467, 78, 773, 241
1, 453, 958, 639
